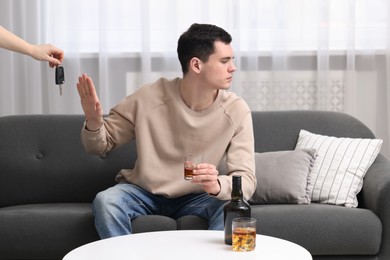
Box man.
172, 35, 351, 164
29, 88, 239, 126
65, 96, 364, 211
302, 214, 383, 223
77, 23, 256, 239
0, 26, 64, 67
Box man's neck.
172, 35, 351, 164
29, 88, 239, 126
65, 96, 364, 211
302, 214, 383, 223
179, 78, 219, 111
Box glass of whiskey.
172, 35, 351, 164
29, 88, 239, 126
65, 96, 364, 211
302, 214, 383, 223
232, 217, 257, 252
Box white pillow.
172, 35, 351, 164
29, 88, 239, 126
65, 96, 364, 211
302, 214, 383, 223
295, 129, 383, 207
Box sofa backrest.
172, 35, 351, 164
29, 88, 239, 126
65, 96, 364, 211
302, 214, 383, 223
0, 115, 136, 207
252, 110, 375, 153
0, 111, 376, 207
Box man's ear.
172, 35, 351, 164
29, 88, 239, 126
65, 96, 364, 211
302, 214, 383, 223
189, 57, 202, 73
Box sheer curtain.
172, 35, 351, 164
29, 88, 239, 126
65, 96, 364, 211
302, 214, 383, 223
0, 0, 389, 158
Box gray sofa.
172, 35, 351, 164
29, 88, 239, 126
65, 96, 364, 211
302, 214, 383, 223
0, 111, 389, 260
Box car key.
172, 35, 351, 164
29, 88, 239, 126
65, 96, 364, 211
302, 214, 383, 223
55, 66, 65, 96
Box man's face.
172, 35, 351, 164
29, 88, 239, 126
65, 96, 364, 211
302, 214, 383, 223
200, 41, 236, 90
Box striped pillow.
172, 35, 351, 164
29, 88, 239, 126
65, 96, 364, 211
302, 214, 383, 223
295, 130, 383, 207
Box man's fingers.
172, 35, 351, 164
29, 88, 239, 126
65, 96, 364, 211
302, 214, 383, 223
80, 74, 89, 96
76, 74, 95, 98
86, 75, 96, 97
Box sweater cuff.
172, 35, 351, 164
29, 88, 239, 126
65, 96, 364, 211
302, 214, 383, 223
214, 176, 231, 201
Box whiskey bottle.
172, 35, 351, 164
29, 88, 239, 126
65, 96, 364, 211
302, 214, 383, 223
223, 175, 251, 245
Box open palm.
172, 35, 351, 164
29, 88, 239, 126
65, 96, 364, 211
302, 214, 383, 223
76, 73, 103, 130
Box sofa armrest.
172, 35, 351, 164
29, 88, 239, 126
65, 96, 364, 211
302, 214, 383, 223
361, 154, 390, 259
362, 154, 390, 214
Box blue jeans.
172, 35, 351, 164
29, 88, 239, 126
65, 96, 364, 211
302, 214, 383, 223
92, 183, 226, 239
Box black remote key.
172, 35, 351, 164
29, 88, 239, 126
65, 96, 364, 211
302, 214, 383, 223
55, 66, 65, 96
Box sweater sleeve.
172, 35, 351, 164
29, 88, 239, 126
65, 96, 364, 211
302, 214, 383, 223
215, 110, 257, 201
80, 99, 136, 155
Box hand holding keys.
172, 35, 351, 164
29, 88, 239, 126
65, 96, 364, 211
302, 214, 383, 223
55, 66, 65, 95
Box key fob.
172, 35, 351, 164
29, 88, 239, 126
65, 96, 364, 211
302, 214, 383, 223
55, 66, 65, 85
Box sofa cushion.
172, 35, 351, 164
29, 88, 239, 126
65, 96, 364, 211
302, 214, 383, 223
132, 215, 178, 233
0, 203, 99, 259
252, 204, 382, 256
132, 215, 208, 233
176, 215, 209, 230
249, 149, 317, 205
295, 130, 383, 207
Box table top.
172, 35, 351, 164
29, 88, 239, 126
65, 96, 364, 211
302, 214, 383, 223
63, 230, 312, 260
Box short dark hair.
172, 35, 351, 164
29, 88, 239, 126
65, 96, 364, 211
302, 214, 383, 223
177, 23, 232, 74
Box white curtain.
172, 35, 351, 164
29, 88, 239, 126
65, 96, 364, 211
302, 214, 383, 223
0, 0, 389, 158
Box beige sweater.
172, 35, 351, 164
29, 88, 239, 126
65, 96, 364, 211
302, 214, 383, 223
81, 77, 256, 201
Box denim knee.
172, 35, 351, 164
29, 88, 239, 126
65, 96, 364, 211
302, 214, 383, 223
92, 186, 135, 238
92, 188, 119, 216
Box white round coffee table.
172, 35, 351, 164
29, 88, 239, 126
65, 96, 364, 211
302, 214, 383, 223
63, 230, 312, 260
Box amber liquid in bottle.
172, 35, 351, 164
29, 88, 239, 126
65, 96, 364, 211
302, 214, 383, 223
223, 175, 251, 245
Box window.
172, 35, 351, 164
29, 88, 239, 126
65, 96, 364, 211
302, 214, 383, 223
46, 0, 388, 53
